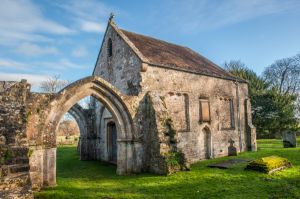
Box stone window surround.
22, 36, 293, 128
199, 97, 211, 123
220, 97, 235, 130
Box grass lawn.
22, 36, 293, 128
35, 139, 300, 199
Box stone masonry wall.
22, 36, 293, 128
94, 23, 142, 95
139, 65, 255, 163
0, 80, 33, 199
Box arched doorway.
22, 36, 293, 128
203, 127, 212, 159
107, 121, 117, 163
29, 76, 141, 188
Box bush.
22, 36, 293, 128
246, 156, 292, 173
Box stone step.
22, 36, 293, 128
6, 171, 29, 180
15, 157, 29, 164
10, 146, 29, 157
8, 164, 30, 174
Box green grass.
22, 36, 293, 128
35, 139, 300, 199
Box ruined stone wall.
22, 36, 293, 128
138, 65, 255, 163
94, 24, 142, 95
0, 80, 33, 199
25, 92, 57, 190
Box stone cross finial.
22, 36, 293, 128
109, 13, 115, 21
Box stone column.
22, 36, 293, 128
42, 148, 56, 187
29, 148, 44, 190
133, 141, 143, 173
116, 141, 127, 175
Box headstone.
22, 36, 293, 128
282, 131, 297, 148
228, 138, 237, 156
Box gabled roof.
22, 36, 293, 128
94, 20, 245, 83
120, 29, 244, 82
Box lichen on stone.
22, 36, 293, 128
246, 156, 292, 173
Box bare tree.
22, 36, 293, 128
57, 120, 79, 137
40, 75, 69, 93
264, 54, 300, 95
223, 60, 246, 72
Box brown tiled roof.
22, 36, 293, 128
120, 29, 243, 82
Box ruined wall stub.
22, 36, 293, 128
0, 80, 33, 199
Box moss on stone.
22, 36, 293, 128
27, 149, 33, 158
246, 156, 292, 173
25, 111, 32, 123
3, 149, 14, 164
164, 151, 190, 174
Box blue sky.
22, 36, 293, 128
1, 0, 300, 90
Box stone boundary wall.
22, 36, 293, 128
0, 80, 33, 199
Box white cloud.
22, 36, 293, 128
72, 46, 88, 57
54, 0, 111, 21
52, 0, 114, 33
36, 59, 86, 70
0, 58, 85, 74
80, 20, 106, 33
0, 72, 49, 86
15, 42, 59, 56
0, 59, 31, 70
155, 0, 300, 33
0, 0, 74, 44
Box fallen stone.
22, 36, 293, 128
208, 159, 249, 169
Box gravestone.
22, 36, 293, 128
228, 138, 237, 156
282, 131, 297, 148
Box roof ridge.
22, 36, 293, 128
120, 29, 191, 52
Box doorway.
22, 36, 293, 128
203, 127, 212, 159
107, 121, 117, 163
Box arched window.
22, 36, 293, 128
107, 38, 113, 58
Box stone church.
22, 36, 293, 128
0, 16, 257, 197
89, 17, 257, 172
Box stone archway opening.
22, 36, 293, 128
56, 112, 80, 146
29, 76, 141, 188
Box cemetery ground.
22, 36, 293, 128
35, 139, 300, 199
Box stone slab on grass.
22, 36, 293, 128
245, 156, 292, 174
208, 159, 249, 169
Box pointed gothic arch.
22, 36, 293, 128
33, 76, 140, 187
